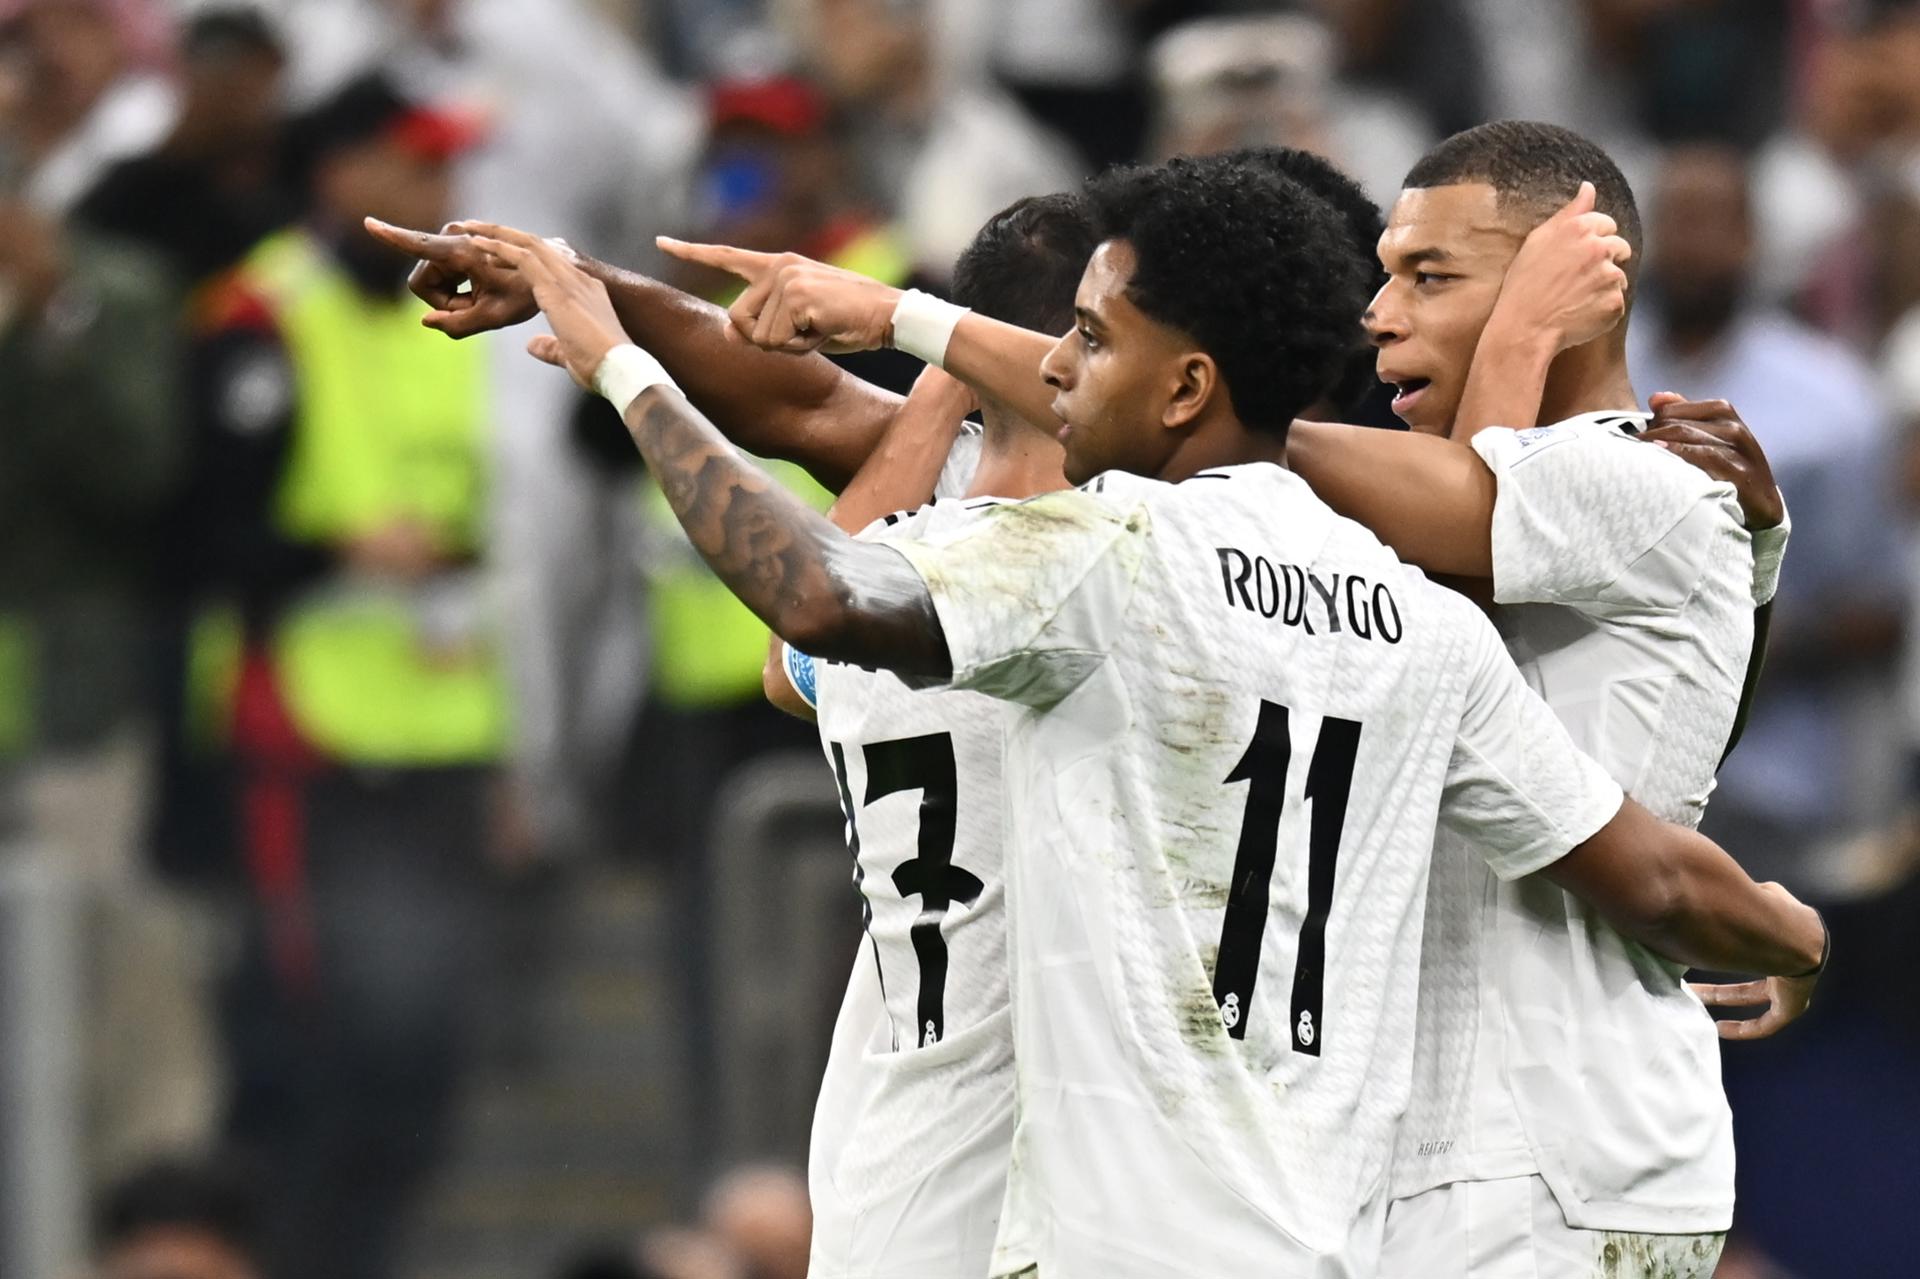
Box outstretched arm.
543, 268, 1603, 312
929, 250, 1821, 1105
657, 236, 1064, 431
761, 367, 978, 719
1543, 797, 1826, 1037
474, 226, 952, 677
364, 218, 901, 490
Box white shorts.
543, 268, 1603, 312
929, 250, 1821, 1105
1378, 1175, 1724, 1279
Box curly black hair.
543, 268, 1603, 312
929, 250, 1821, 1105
1223, 146, 1386, 418
951, 192, 1097, 336
1083, 155, 1371, 436
1405, 121, 1642, 288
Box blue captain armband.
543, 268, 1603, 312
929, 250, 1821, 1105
782, 642, 819, 710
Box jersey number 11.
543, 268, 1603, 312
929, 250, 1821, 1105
1212, 700, 1363, 1056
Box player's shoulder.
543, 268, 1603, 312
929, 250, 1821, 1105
1475, 410, 1730, 502
855, 493, 1015, 542
1472, 410, 1646, 463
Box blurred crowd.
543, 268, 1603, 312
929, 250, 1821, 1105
3, 1, 1919, 1278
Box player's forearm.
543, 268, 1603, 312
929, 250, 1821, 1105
1549, 807, 1826, 975
620, 386, 951, 677
1286, 421, 1496, 577
940, 314, 1061, 431
585, 258, 901, 490
828, 373, 973, 535
1450, 317, 1557, 444
1635, 830, 1825, 976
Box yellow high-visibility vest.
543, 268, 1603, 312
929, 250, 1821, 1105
236, 229, 505, 763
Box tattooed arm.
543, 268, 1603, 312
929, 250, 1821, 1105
363, 217, 901, 490
471, 226, 953, 677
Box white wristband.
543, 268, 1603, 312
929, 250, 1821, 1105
891, 289, 970, 369
592, 343, 675, 417
1750, 503, 1790, 606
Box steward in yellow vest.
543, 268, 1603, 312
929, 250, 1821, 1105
182, 71, 505, 1279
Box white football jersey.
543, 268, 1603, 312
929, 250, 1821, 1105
1392, 413, 1756, 1233
803, 496, 1023, 1279
889, 464, 1625, 1275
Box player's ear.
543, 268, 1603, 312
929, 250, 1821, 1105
1163, 351, 1217, 432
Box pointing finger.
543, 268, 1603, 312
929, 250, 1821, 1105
365, 216, 453, 256
657, 235, 776, 282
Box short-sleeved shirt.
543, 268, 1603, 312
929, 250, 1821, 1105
1392, 412, 1755, 1233
889, 464, 1623, 1272
803, 496, 1023, 1279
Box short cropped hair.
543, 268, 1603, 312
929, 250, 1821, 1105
1083, 155, 1370, 435
950, 193, 1098, 336
1225, 146, 1385, 416
1403, 120, 1642, 286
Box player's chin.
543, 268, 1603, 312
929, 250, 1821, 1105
1061, 444, 1101, 488
1398, 395, 1455, 437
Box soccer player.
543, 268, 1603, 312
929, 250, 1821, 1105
1295, 124, 1785, 1278
784, 193, 1094, 1278
459, 157, 1822, 1276
672, 126, 1789, 1276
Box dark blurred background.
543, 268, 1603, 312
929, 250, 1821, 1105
1, 2, 1916, 1277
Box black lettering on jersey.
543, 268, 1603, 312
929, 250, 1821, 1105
1215, 548, 1402, 643
1218, 547, 1255, 611
1344, 575, 1372, 640
865, 734, 984, 1048
1307, 572, 1342, 635
1254, 556, 1281, 619
1282, 564, 1307, 627
1374, 584, 1403, 643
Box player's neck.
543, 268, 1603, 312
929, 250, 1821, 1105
1155, 420, 1288, 484
1538, 341, 1639, 425
966, 415, 1070, 501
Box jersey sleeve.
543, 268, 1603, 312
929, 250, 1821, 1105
779, 642, 820, 711
1439, 611, 1626, 880
1471, 423, 1730, 611
885, 486, 1148, 708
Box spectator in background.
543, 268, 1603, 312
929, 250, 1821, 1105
96, 1154, 266, 1279
285, 0, 700, 861
76, 5, 294, 286
0, 0, 176, 214
784, 0, 1080, 285
0, 169, 224, 1188
949, 0, 1146, 171
1145, 12, 1430, 208
1630, 143, 1907, 889
189, 72, 507, 1279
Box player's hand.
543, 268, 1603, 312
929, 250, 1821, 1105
656, 236, 901, 354
1692, 974, 1817, 1039
363, 216, 540, 338
1642, 394, 1784, 531
1691, 889, 1825, 1040
460, 223, 628, 391
1489, 181, 1631, 353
